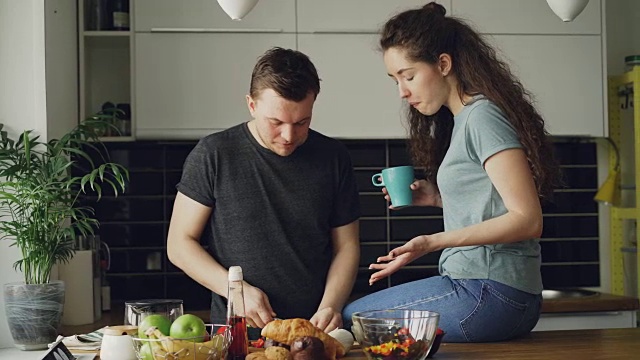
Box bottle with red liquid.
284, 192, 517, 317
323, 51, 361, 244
226, 266, 248, 360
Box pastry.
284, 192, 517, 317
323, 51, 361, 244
265, 346, 293, 360
261, 319, 345, 359
290, 336, 325, 360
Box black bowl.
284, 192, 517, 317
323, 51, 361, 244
426, 331, 445, 358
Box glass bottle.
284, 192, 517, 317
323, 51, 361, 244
226, 266, 248, 360
86, 0, 108, 31
110, 0, 129, 31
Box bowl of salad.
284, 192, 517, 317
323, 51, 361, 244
352, 310, 441, 360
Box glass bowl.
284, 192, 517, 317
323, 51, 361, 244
426, 329, 445, 358
352, 310, 440, 360
131, 324, 231, 360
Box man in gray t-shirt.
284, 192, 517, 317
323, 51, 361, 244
167, 48, 360, 332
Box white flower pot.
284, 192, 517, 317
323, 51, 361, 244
3, 281, 65, 350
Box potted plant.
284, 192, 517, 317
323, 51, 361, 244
0, 118, 129, 350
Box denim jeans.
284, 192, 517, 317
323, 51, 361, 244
342, 276, 542, 343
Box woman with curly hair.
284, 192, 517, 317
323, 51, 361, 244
343, 2, 561, 342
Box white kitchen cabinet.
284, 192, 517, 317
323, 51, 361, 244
296, 0, 451, 33
487, 34, 604, 137
113, 0, 607, 139
134, 0, 296, 33
451, 0, 601, 35
134, 33, 296, 139
298, 34, 406, 139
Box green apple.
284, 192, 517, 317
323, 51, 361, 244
138, 342, 154, 360
170, 314, 207, 342
138, 314, 171, 339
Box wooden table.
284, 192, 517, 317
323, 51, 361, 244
343, 328, 640, 360
39, 327, 637, 360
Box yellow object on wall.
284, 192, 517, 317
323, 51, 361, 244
594, 168, 621, 206
607, 66, 640, 297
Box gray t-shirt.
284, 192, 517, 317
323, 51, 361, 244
177, 123, 361, 321
436, 98, 543, 294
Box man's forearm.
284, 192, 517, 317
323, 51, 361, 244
167, 236, 229, 297
318, 232, 360, 312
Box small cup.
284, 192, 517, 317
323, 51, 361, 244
100, 325, 138, 360
371, 166, 414, 208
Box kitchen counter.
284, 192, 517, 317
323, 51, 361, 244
541, 292, 639, 313
59, 292, 639, 336
348, 328, 640, 360
2, 328, 638, 360
534, 292, 638, 331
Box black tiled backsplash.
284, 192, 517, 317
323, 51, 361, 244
84, 139, 600, 310
360, 220, 387, 242
390, 218, 445, 240
542, 216, 599, 238
541, 265, 600, 288
99, 224, 165, 247
540, 240, 599, 262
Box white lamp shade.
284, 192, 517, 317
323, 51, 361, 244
217, 0, 259, 21
546, 0, 590, 22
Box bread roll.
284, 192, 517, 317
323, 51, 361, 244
290, 336, 325, 360
265, 346, 292, 360
247, 352, 268, 360
261, 319, 345, 359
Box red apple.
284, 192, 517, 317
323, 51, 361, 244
138, 314, 171, 339
170, 314, 207, 342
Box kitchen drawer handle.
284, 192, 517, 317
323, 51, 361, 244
150, 28, 283, 33
311, 29, 377, 34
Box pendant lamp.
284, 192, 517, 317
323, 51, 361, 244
217, 0, 259, 21
546, 0, 590, 22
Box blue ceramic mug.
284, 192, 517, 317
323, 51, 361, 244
371, 166, 414, 208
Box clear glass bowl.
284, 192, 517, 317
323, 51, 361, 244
352, 310, 440, 360
130, 324, 231, 360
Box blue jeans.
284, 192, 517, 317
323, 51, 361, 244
342, 276, 542, 343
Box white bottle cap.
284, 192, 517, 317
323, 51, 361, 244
228, 266, 243, 281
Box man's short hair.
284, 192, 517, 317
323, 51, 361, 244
249, 47, 321, 102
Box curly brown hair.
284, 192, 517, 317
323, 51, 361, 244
380, 2, 561, 199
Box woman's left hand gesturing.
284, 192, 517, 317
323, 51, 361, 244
368, 235, 436, 285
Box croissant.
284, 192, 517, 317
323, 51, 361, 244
261, 319, 346, 359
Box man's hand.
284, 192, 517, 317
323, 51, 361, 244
310, 307, 342, 333
243, 282, 276, 328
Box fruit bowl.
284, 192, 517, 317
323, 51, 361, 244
352, 310, 440, 360
131, 324, 231, 360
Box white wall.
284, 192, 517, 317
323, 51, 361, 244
0, 0, 48, 348
45, 0, 78, 140
0, 0, 76, 349
606, 0, 640, 75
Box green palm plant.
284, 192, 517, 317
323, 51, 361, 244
0, 118, 129, 285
